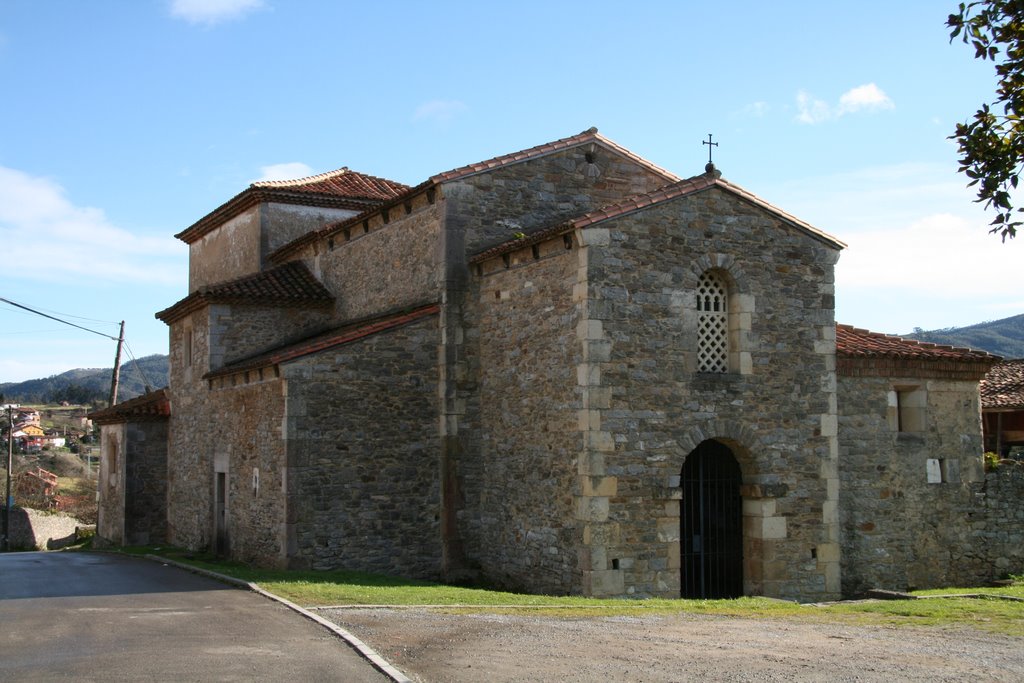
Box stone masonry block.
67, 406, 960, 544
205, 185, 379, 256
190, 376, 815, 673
579, 227, 611, 246
581, 475, 617, 497
576, 318, 604, 340
743, 498, 776, 517
576, 496, 609, 522
586, 569, 624, 596
578, 450, 605, 476
736, 293, 756, 313
656, 518, 679, 542
824, 560, 841, 594
820, 413, 838, 437
584, 340, 612, 363
740, 352, 753, 375
815, 542, 840, 563
761, 516, 787, 540
578, 409, 601, 431
585, 431, 614, 452
577, 364, 601, 386
584, 386, 612, 409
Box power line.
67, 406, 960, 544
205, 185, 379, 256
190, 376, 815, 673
123, 341, 155, 393
0, 297, 119, 341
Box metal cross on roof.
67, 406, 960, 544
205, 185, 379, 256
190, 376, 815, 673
703, 133, 718, 164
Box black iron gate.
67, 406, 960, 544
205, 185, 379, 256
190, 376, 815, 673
680, 440, 743, 599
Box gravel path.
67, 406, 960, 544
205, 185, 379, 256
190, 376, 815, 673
322, 607, 1024, 682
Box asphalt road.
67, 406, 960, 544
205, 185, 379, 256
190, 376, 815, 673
0, 551, 392, 682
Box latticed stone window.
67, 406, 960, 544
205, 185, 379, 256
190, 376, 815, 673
697, 271, 729, 373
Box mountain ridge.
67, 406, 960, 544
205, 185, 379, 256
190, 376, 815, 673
0, 354, 169, 404
903, 313, 1024, 360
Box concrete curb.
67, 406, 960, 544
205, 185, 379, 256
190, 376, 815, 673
145, 555, 412, 683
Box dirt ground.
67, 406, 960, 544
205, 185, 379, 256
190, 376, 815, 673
321, 607, 1024, 682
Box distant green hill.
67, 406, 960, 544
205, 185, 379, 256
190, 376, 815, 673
0, 354, 169, 404
903, 314, 1024, 359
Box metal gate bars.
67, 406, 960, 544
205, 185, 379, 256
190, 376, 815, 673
680, 440, 743, 599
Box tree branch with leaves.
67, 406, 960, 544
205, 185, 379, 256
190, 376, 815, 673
948, 1, 1024, 240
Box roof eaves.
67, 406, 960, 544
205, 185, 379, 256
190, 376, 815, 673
88, 388, 170, 424
175, 188, 395, 245
204, 301, 440, 380
430, 127, 681, 185
836, 324, 1001, 361
155, 262, 333, 324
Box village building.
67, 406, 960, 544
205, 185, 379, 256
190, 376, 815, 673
981, 359, 1024, 458
98, 128, 1023, 601
90, 390, 169, 546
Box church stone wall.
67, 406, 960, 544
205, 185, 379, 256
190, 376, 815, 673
577, 188, 842, 601
838, 375, 994, 594
166, 310, 214, 550
96, 423, 125, 545
208, 303, 333, 370
166, 304, 290, 564
261, 202, 358, 263
208, 379, 288, 566
462, 247, 582, 593
443, 147, 672, 254
189, 208, 261, 291
282, 315, 442, 579
306, 194, 441, 322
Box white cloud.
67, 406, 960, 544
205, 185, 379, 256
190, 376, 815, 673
169, 0, 265, 26
0, 166, 184, 285
836, 212, 1019, 297
253, 162, 314, 182
796, 90, 832, 124
412, 100, 468, 124
734, 101, 770, 119
837, 83, 894, 115
795, 83, 894, 124
763, 162, 1022, 332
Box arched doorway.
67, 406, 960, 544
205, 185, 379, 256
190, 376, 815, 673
680, 439, 743, 598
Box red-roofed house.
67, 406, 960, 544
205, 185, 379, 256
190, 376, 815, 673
89, 390, 170, 545
981, 359, 1024, 457
115, 128, 1021, 603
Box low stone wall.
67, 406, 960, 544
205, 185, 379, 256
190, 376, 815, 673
6, 507, 86, 550
974, 463, 1024, 579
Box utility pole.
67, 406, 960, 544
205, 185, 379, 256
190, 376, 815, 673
108, 320, 125, 407
2, 402, 18, 552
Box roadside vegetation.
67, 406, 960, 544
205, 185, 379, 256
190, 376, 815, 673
115, 548, 1024, 636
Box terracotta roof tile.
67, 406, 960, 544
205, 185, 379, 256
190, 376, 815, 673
251, 167, 409, 200
836, 324, 999, 361
431, 127, 680, 185
204, 302, 440, 380
176, 169, 409, 244
981, 359, 1024, 409
156, 261, 333, 324
89, 389, 169, 424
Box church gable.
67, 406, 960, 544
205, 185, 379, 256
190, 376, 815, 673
438, 128, 679, 253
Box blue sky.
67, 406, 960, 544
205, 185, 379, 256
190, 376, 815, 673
0, 1, 1020, 382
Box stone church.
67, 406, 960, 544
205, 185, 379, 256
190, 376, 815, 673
91, 128, 1022, 602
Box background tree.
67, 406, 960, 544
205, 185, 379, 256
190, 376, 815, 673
947, 1, 1024, 240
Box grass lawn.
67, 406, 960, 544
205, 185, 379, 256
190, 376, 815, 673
116, 547, 1024, 636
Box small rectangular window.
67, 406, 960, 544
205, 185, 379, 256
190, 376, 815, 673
889, 386, 925, 432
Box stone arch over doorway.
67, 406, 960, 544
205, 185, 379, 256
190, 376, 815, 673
671, 423, 786, 598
